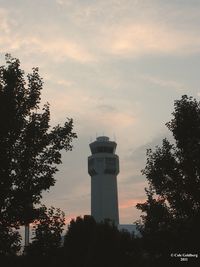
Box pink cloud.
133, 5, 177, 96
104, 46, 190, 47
64, 214, 78, 225
119, 198, 145, 210
104, 22, 200, 57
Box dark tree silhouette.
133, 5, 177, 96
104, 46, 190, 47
27, 206, 65, 256
0, 54, 77, 254
0, 223, 21, 256
137, 95, 200, 262
63, 215, 97, 266
63, 216, 141, 267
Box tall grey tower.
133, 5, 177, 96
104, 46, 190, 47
88, 136, 119, 225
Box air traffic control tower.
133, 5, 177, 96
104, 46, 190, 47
88, 136, 119, 225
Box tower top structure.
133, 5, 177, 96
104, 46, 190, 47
89, 136, 117, 155
96, 136, 109, 141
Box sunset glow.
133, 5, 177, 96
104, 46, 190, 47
1, 0, 200, 225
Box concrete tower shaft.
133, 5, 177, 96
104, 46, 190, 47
88, 136, 119, 225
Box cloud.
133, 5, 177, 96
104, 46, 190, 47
35, 38, 95, 63
119, 195, 145, 223
104, 22, 200, 57
21, 36, 95, 63
119, 198, 146, 209
2, 0, 199, 226
57, 79, 74, 87
94, 101, 136, 129
55, 2, 200, 60
0, 30, 95, 63
0, 8, 20, 52
100, 111, 135, 128
97, 104, 116, 112
56, 0, 65, 5
41, 80, 137, 132
2, 1, 200, 66
0, 8, 12, 33
141, 75, 186, 91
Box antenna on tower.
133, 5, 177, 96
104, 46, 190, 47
113, 133, 116, 141
90, 136, 92, 143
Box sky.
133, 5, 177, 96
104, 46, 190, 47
0, 0, 200, 226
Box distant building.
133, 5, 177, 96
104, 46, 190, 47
118, 224, 141, 237
88, 136, 119, 225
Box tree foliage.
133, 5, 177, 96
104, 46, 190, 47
27, 206, 65, 256
0, 54, 76, 254
2, 216, 143, 267
0, 223, 21, 256
137, 95, 200, 259
63, 216, 140, 267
